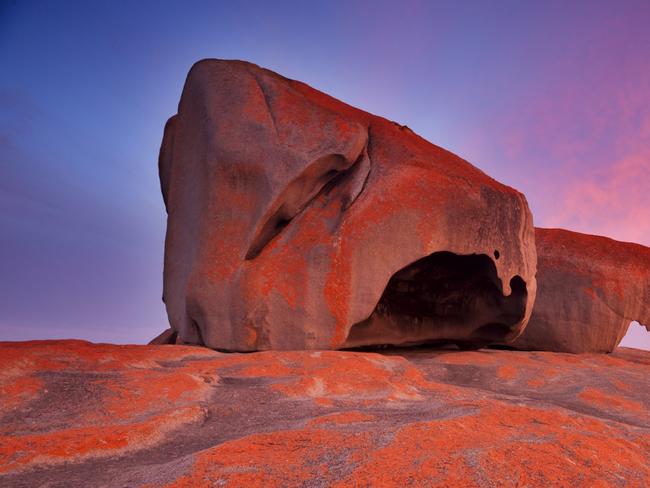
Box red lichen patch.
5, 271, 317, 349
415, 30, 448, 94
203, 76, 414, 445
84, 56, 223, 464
611, 378, 633, 392
526, 378, 546, 388
336, 403, 649, 487
0, 376, 43, 411
0, 340, 218, 375
165, 428, 373, 488
2, 341, 649, 486
579, 387, 644, 413
162, 401, 649, 487
536, 352, 587, 366
0, 340, 222, 425
436, 351, 499, 366
496, 364, 518, 380
228, 351, 442, 403
590, 353, 635, 368
0, 406, 206, 474
0, 341, 221, 474
234, 356, 295, 378
308, 411, 376, 427
314, 397, 334, 407
615, 347, 650, 366
87, 359, 219, 423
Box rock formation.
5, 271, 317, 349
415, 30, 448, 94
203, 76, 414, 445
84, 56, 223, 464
158, 59, 537, 351
513, 228, 650, 353
1, 340, 648, 486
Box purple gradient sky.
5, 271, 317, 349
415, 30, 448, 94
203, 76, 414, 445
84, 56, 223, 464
1, 1, 648, 349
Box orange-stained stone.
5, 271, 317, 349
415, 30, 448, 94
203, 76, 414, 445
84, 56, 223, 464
307, 411, 376, 426
579, 387, 644, 413
166, 429, 374, 488
1, 341, 648, 487
0, 406, 205, 475
496, 364, 518, 380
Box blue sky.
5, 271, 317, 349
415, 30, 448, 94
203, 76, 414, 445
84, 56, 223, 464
1, 0, 649, 348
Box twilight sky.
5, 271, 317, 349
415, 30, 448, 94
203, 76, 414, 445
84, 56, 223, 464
1, 1, 649, 349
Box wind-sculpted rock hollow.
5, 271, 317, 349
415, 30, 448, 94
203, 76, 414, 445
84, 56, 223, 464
158, 59, 537, 351
1, 341, 649, 487
513, 228, 650, 353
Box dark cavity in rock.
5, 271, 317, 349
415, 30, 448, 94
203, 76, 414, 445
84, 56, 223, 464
344, 252, 527, 349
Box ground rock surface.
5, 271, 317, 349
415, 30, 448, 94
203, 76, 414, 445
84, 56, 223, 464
513, 228, 650, 353
1, 340, 648, 487
160, 59, 537, 351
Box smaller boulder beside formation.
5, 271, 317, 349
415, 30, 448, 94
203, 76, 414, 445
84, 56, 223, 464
513, 228, 650, 353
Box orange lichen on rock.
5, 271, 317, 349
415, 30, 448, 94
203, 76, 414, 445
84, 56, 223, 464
526, 378, 546, 388
307, 411, 376, 426
496, 364, 518, 380
0, 406, 205, 475
0, 340, 221, 474
333, 404, 648, 487
0, 376, 43, 411
436, 350, 500, 365
162, 400, 649, 488
228, 351, 442, 403
165, 429, 374, 488
579, 387, 644, 413
1, 342, 648, 487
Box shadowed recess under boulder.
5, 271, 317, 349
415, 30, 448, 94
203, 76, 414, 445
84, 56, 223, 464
344, 252, 528, 349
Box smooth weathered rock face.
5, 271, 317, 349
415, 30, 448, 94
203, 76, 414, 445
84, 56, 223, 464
513, 228, 650, 353
1, 341, 649, 486
159, 59, 537, 351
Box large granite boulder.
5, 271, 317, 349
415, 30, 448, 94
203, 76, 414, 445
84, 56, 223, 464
513, 228, 650, 353
158, 59, 537, 351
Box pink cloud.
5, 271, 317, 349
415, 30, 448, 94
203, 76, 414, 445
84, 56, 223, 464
461, 36, 650, 248
546, 152, 650, 245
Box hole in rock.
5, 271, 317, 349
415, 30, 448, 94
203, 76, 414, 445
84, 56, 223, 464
619, 321, 650, 350
494, 250, 500, 260
343, 251, 527, 349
